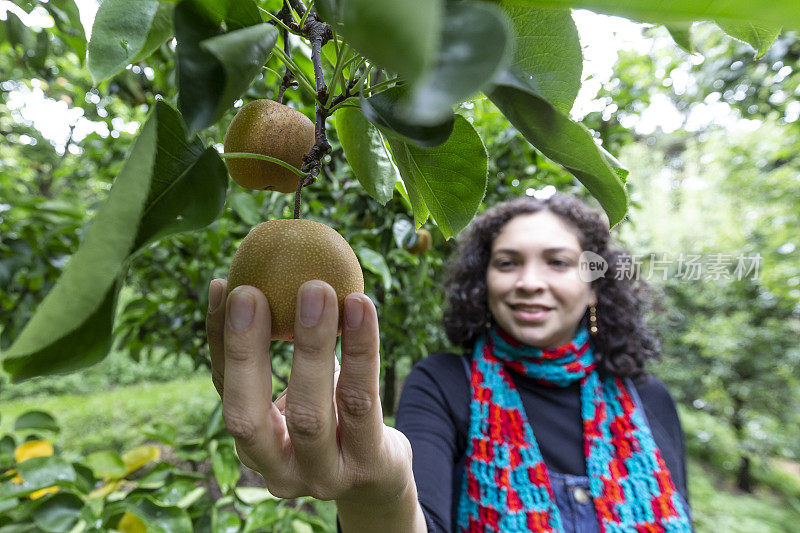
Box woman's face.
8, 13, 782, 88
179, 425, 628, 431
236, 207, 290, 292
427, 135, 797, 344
486, 211, 597, 350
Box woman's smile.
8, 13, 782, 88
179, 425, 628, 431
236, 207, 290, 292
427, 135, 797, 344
511, 306, 551, 322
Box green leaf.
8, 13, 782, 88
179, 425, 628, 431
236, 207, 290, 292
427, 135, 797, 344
0, 456, 76, 500
199, 23, 279, 113
0, 497, 18, 515
0, 435, 15, 455
14, 411, 59, 433
487, 69, 628, 227
3, 11, 36, 50
291, 520, 314, 533
501, 0, 800, 31
31, 492, 84, 533
2, 102, 228, 381
71, 463, 95, 494
204, 401, 226, 441
88, 0, 171, 84
498, 2, 582, 113
405, 1, 514, 124
128, 497, 193, 533
664, 23, 694, 53
228, 190, 262, 227
134, 2, 176, 63
187, 0, 262, 29
154, 479, 204, 507
599, 146, 629, 183
133, 110, 228, 249
315, 0, 339, 25
361, 86, 455, 148
325, 0, 443, 84
214, 509, 242, 532
10, 1, 36, 13
356, 247, 392, 291
2, 280, 122, 381
176, 0, 278, 135
144, 421, 178, 447
210, 441, 241, 494
392, 218, 415, 248
242, 500, 278, 533
138, 463, 175, 490
234, 487, 278, 505
85, 451, 126, 479
715, 20, 780, 58
384, 115, 488, 238
1, 106, 155, 379
334, 107, 399, 205
44, 0, 88, 65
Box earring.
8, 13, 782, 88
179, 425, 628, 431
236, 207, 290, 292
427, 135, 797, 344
485, 312, 492, 330
589, 305, 598, 335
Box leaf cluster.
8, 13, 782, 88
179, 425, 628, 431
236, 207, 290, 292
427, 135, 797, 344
0, 408, 334, 532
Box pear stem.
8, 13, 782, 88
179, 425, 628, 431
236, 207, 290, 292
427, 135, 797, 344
220, 152, 308, 177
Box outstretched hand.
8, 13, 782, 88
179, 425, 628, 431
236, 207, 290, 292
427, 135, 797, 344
205, 278, 414, 505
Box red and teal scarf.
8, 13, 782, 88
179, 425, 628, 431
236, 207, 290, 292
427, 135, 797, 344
456, 325, 693, 532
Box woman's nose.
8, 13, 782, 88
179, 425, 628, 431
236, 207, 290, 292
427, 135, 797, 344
515, 265, 547, 292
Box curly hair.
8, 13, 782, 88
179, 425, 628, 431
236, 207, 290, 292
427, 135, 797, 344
441, 193, 661, 381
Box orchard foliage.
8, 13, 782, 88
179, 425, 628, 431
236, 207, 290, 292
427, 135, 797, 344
2, 0, 800, 383
3, 0, 800, 528
0, 407, 337, 531
581, 25, 800, 492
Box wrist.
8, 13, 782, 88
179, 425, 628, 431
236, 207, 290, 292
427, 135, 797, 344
337, 475, 426, 533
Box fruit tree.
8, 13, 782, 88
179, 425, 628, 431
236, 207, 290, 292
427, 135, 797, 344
3, 0, 800, 385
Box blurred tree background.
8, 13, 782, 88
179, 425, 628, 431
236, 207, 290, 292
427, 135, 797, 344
1, 2, 799, 531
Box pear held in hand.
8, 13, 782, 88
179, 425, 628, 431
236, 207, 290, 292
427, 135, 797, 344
227, 219, 364, 340
223, 99, 315, 192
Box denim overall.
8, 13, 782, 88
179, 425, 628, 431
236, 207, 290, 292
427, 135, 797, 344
453, 357, 693, 532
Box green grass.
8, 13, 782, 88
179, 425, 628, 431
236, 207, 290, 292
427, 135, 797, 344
0, 346, 201, 402
689, 459, 800, 532
679, 406, 800, 499
0, 374, 219, 459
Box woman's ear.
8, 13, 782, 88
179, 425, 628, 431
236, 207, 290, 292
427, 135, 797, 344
589, 288, 598, 307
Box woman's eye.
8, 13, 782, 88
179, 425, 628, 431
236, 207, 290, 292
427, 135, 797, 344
550, 259, 570, 267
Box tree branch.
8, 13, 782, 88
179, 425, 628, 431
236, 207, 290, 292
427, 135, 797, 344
287, 0, 307, 19
276, 1, 298, 103
294, 13, 332, 219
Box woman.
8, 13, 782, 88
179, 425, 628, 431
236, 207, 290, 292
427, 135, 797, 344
396, 194, 693, 531
205, 193, 692, 532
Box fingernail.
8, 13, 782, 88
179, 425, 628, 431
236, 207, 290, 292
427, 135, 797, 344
300, 281, 325, 327
208, 280, 223, 312
345, 296, 364, 329
229, 288, 255, 331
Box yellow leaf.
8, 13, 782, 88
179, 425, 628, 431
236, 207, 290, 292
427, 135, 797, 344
122, 445, 160, 476
118, 512, 147, 533
30, 486, 59, 500
88, 478, 123, 499
15, 440, 54, 462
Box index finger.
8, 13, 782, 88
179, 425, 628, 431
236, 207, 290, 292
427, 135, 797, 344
222, 285, 288, 476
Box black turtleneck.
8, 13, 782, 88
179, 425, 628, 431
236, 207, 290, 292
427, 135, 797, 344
392, 352, 689, 533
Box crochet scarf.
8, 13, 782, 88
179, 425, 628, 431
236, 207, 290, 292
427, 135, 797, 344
456, 325, 692, 532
